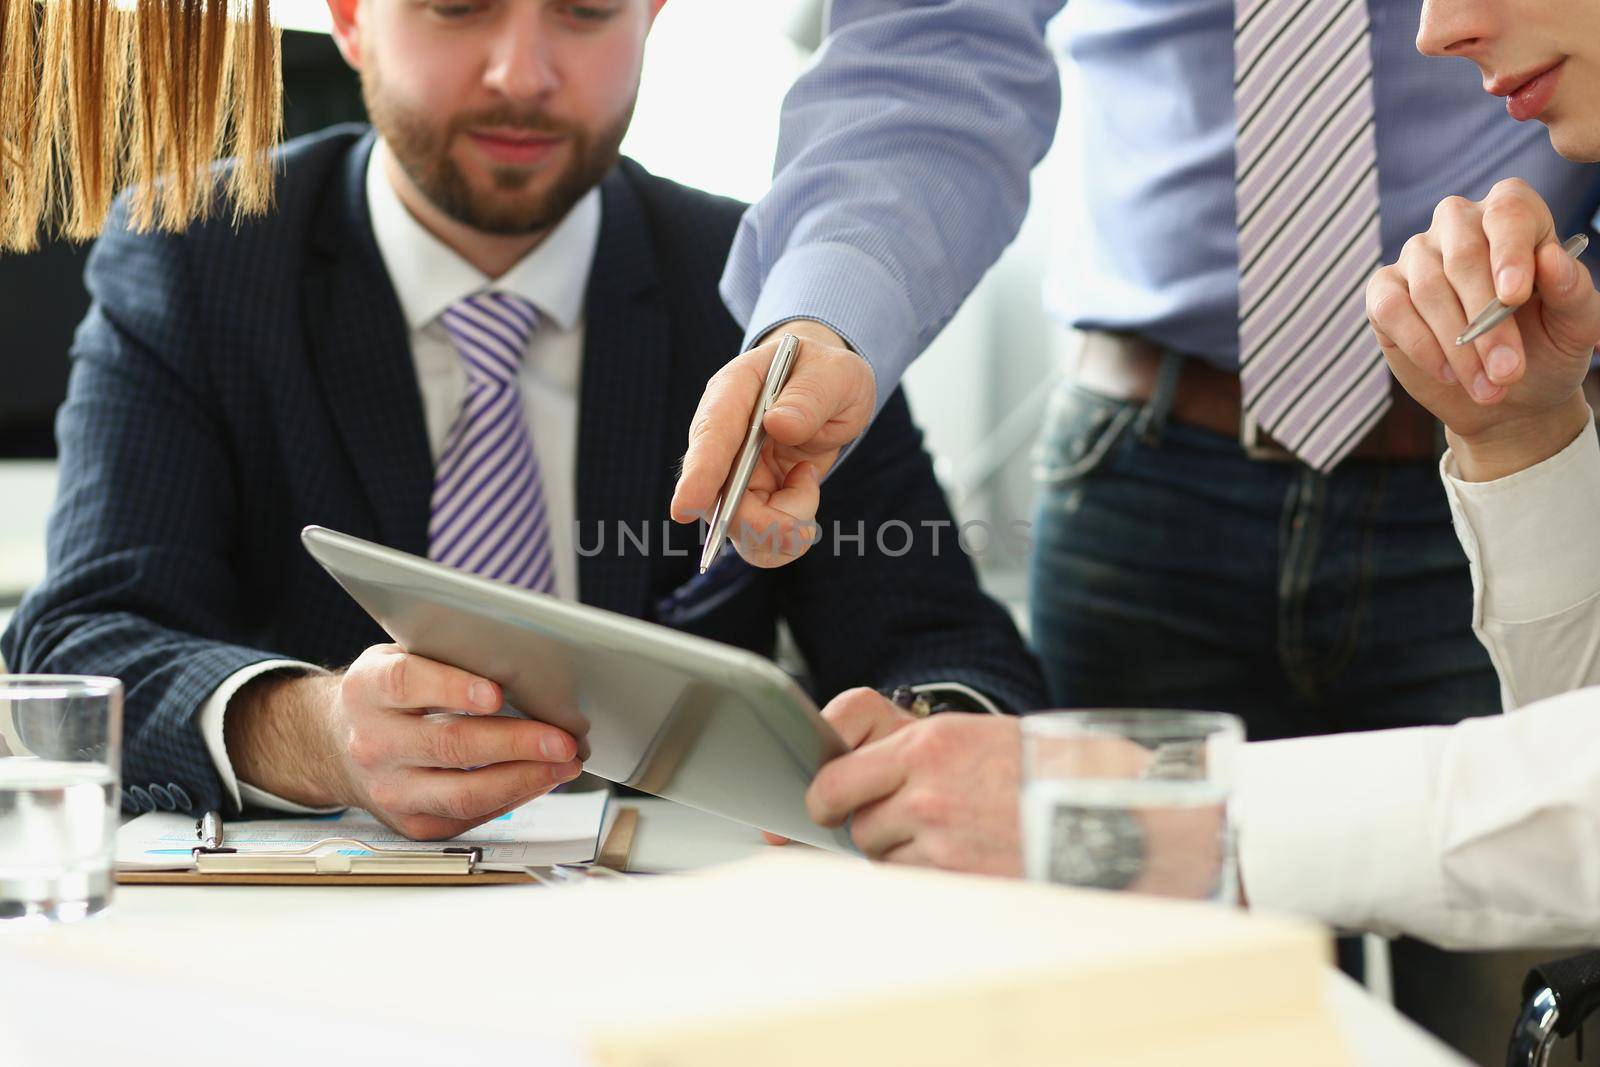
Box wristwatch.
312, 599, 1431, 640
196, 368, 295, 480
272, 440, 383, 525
884, 683, 1002, 717
1047, 804, 1147, 891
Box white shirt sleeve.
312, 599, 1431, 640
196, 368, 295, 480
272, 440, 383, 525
198, 660, 345, 815
1441, 418, 1600, 709
1237, 686, 1600, 949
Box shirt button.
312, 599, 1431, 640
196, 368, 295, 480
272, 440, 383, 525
149, 784, 175, 811
168, 783, 193, 811
129, 785, 156, 813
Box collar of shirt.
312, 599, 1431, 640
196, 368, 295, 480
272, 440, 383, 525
364, 136, 600, 336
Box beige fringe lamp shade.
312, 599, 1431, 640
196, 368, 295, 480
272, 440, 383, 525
0, 0, 282, 252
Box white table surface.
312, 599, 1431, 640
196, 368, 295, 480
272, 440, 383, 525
0, 460, 1500, 1065
0, 797, 1466, 1067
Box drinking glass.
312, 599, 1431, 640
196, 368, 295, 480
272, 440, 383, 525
0, 676, 122, 922
1020, 710, 1244, 903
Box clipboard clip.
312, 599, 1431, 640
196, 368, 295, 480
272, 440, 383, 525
192, 812, 483, 876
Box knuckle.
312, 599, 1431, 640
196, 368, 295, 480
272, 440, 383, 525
1406, 255, 1447, 296
809, 774, 840, 814
1440, 234, 1489, 272
839, 686, 881, 717
1366, 281, 1402, 326
851, 823, 887, 861
1431, 195, 1471, 226
436, 787, 480, 823
1406, 341, 1443, 369
344, 729, 383, 771
432, 719, 472, 768
688, 378, 755, 446
378, 653, 410, 704
1396, 323, 1439, 359
685, 408, 722, 447
337, 669, 363, 708
777, 373, 830, 418
695, 359, 764, 421
905, 788, 950, 827
1490, 176, 1533, 201
1480, 194, 1529, 226
1398, 234, 1435, 270
1366, 265, 1400, 296
904, 720, 949, 763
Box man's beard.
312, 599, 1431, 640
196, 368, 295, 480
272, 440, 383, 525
362, 66, 633, 236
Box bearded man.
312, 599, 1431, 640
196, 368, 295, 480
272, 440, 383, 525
2, 0, 1042, 835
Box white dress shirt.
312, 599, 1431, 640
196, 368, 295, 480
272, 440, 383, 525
199, 140, 601, 812
1238, 419, 1600, 949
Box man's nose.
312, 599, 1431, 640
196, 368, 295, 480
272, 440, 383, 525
483, 13, 560, 100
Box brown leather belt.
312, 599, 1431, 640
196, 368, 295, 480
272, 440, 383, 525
1071, 330, 1440, 463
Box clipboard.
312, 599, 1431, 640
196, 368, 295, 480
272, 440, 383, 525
116, 807, 639, 887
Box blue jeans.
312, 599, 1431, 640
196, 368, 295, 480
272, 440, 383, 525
1028, 367, 1500, 742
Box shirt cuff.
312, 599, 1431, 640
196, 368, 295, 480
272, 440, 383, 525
734, 241, 920, 418
198, 659, 344, 815
1236, 728, 1448, 936
237, 780, 345, 816
1442, 418, 1600, 624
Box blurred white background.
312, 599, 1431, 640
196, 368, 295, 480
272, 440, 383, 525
274, 0, 814, 203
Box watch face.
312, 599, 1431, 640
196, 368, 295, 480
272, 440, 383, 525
1047, 804, 1147, 891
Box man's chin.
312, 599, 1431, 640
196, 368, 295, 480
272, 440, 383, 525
456, 206, 559, 237
441, 178, 568, 236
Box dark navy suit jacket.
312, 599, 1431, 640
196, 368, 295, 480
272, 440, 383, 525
3, 127, 1044, 817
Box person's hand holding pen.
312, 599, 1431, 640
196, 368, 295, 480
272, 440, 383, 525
1367, 178, 1600, 482
670, 319, 876, 567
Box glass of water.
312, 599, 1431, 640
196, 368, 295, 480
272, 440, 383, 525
1020, 710, 1244, 904
0, 676, 122, 922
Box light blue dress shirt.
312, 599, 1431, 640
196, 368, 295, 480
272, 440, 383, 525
720, 0, 1600, 389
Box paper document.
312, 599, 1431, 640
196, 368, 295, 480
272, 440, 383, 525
117, 791, 611, 872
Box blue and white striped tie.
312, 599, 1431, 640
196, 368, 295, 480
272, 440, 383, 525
429, 291, 556, 593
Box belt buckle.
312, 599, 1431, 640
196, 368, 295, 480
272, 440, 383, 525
1240, 414, 1297, 463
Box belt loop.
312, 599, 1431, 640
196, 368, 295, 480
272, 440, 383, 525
1133, 349, 1184, 446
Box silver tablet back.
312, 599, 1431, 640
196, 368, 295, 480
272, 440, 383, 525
301, 526, 856, 853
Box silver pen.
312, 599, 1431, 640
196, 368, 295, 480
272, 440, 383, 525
1457, 233, 1589, 346
196, 810, 225, 851
699, 333, 802, 574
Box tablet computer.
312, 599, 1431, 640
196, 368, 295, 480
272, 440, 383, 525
301, 526, 856, 853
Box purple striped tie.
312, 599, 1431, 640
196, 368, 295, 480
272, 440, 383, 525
1234, 0, 1389, 471
429, 291, 556, 593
